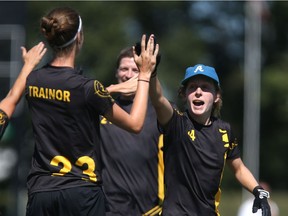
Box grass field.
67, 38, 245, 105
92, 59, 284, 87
219, 190, 287, 216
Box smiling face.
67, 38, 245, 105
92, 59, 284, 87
184, 75, 220, 125
115, 56, 139, 100
116, 57, 139, 83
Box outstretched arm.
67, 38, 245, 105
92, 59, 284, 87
104, 34, 158, 133
149, 75, 174, 128
106, 75, 138, 96
0, 42, 46, 118
228, 158, 271, 216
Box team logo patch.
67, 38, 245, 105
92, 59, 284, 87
0, 110, 8, 125
194, 65, 204, 73
94, 80, 111, 98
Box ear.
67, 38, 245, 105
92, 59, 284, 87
214, 93, 221, 103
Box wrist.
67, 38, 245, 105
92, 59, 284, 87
22, 62, 36, 71
253, 186, 270, 199
138, 73, 151, 81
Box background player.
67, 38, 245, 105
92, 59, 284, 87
148, 64, 271, 215
0, 42, 46, 140
100, 46, 164, 216
24, 7, 158, 216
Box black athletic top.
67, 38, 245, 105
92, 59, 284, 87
100, 97, 164, 216
25, 65, 114, 195
0, 109, 9, 140
161, 108, 240, 216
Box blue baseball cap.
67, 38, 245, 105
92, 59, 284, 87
181, 64, 220, 86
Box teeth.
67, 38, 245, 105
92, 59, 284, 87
193, 101, 204, 106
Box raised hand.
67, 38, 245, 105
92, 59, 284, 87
21, 41, 47, 69
133, 34, 159, 80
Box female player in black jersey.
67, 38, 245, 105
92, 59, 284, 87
24, 7, 158, 216
0, 42, 46, 140
149, 64, 271, 216
100, 47, 164, 216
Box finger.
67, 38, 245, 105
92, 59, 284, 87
153, 44, 159, 57
132, 46, 137, 57
252, 206, 258, 213
147, 34, 155, 54
40, 47, 47, 57
21, 46, 27, 57
36, 42, 46, 54
263, 206, 271, 216
141, 34, 147, 52
149, 36, 155, 54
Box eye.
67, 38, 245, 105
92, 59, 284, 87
200, 83, 215, 92
132, 68, 139, 73
187, 84, 197, 92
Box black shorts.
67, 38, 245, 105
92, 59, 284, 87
26, 186, 105, 216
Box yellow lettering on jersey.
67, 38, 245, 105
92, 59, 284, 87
28, 86, 70, 102
188, 129, 196, 141
219, 129, 229, 148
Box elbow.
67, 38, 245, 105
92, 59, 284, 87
129, 124, 143, 134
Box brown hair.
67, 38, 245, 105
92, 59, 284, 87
40, 7, 80, 53
115, 47, 134, 70
178, 81, 223, 118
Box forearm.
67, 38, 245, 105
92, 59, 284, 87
236, 167, 259, 192
128, 74, 151, 127
0, 66, 29, 117
106, 82, 133, 95
5, 63, 35, 107
149, 76, 173, 126
105, 74, 150, 133
230, 158, 259, 193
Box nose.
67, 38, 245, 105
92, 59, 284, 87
126, 69, 135, 79
195, 87, 202, 95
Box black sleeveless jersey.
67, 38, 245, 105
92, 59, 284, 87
161, 109, 240, 216
0, 109, 9, 140
25, 65, 114, 194
100, 98, 164, 216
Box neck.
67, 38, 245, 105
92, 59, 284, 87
188, 111, 212, 126
51, 48, 76, 68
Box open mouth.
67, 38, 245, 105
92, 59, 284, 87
193, 100, 204, 106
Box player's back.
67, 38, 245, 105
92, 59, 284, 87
25, 64, 113, 194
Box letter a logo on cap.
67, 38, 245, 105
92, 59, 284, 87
194, 65, 204, 73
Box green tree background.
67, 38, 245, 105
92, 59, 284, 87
0, 1, 287, 216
